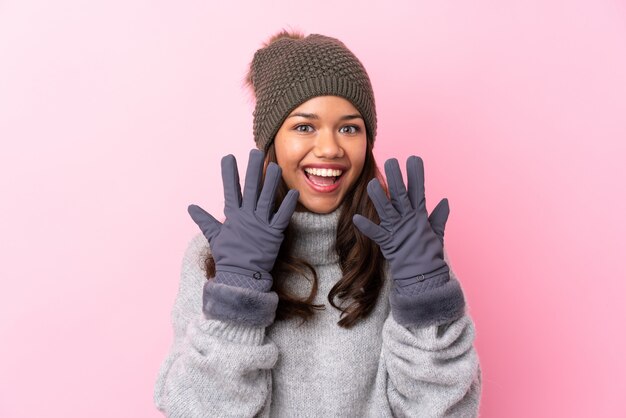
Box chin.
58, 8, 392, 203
298, 197, 342, 214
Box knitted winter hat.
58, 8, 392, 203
248, 31, 377, 151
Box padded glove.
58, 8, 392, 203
188, 149, 299, 326
353, 156, 465, 327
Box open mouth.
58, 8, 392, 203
303, 167, 344, 186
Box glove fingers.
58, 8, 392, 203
367, 178, 399, 222
353, 214, 388, 243
221, 154, 242, 213
188, 204, 222, 244
406, 155, 426, 212
428, 198, 450, 245
242, 149, 264, 211
271, 189, 299, 230
256, 162, 281, 222
384, 158, 412, 214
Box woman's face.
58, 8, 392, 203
273, 95, 367, 214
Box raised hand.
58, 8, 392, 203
353, 156, 449, 286
189, 149, 299, 286
353, 155, 466, 327
187, 149, 299, 326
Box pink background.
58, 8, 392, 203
1, 0, 625, 416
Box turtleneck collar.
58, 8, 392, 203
287, 204, 343, 266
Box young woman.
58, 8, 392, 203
154, 31, 482, 417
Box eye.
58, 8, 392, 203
294, 124, 314, 133
339, 125, 360, 135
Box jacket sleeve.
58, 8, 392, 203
153, 233, 278, 418
378, 252, 482, 417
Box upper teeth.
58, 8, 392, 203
304, 168, 343, 177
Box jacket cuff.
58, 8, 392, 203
389, 276, 466, 328
203, 281, 279, 328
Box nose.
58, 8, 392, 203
313, 129, 344, 159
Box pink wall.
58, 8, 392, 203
1, 0, 625, 416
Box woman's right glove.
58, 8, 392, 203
188, 149, 299, 327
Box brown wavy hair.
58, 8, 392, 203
203, 140, 387, 328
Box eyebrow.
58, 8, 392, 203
287, 112, 363, 121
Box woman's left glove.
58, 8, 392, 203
187, 149, 299, 327
353, 156, 466, 328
